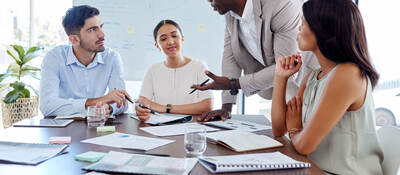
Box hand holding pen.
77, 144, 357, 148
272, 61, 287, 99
189, 79, 210, 94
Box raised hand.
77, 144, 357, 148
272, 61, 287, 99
275, 54, 303, 79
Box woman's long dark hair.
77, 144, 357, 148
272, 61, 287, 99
303, 0, 379, 88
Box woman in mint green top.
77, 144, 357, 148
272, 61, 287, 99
271, 0, 383, 174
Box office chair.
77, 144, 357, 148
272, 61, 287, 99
378, 126, 400, 175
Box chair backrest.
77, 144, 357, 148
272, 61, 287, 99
378, 126, 400, 175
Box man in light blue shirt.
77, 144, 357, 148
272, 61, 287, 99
40, 5, 130, 116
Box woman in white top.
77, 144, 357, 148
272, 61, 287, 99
271, 0, 383, 174
135, 19, 213, 121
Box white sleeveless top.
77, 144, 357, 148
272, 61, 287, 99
302, 66, 383, 175
139, 59, 212, 105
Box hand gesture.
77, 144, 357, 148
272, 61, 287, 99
275, 54, 303, 79
102, 89, 131, 108
190, 71, 231, 91
95, 101, 111, 119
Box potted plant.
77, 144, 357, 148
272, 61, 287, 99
0, 44, 42, 128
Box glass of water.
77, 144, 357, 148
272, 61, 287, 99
87, 106, 106, 128
184, 125, 207, 157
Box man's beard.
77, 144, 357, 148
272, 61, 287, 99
79, 38, 105, 53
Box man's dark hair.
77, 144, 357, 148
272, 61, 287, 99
303, 0, 379, 88
62, 5, 100, 36
153, 19, 183, 42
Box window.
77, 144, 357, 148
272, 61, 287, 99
359, 0, 400, 127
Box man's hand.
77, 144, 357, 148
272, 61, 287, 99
190, 71, 232, 91
197, 103, 232, 122
101, 89, 131, 108
95, 101, 111, 119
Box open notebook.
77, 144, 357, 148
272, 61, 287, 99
199, 152, 311, 173
206, 130, 283, 152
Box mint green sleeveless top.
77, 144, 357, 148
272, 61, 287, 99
302, 67, 383, 175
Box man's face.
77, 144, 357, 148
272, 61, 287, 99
207, 0, 235, 15
77, 16, 105, 53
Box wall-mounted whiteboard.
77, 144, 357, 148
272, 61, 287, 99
73, 0, 225, 81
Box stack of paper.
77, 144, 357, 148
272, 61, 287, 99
0, 141, 68, 165
83, 151, 198, 175
206, 130, 283, 152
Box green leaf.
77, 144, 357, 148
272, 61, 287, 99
10, 82, 25, 91
3, 90, 24, 104
26, 46, 41, 55
22, 54, 37, 64
21, 88, 30, 98
22, 65, 40, 72
12, 45, 25, 62
0, 73, 9, 82
7, 50, 22, 65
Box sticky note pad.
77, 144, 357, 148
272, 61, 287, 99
97, 126, 116, 133
49, 136, 71, 144
74, 151, 107, 163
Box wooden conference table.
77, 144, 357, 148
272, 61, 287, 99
0, 114, 324, 175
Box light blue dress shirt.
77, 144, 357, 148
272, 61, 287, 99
39, 45, 127, 116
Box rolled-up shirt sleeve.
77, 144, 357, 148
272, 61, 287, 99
107, 51, 128, 115
39, 51, 86, 116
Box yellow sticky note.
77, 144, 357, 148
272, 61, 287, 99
127, 25, 135, 34
97, 126, 115, 133
198, 24, 206, 32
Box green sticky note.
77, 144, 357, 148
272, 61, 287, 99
96, 126, 115, 133
74, 151, 107, 163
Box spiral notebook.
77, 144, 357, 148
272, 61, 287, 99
198, 152, 311, 173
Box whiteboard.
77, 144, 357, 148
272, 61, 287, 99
73, 0, 225, 81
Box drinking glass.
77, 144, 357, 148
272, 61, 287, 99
86, 106, 106, 128
184, 125, 207, 156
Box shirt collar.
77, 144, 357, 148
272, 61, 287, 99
229, 0, 253, 22
66, 46, 105, 66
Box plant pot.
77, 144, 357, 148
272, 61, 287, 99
1, 96, 38, 128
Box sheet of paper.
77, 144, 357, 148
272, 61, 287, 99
130, 113, 190, 125
140, 123, 220, 137
0, 141, 68, 165
55, 113, 86, 120
84, 151, 198, 175
204, 119, 271, 132
81, 132, 174, 151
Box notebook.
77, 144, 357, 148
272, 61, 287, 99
0, 141, 69, 165
204, 119, 271, 132
206, 130, 283, 152
199, 152, 311, 173
13, 118, 73, 128
83, 151, 197, 175
130, 113, 192, 125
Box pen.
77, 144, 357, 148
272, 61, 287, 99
189, 78, 210, 94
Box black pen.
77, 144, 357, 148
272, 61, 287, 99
189, 79, 210, 94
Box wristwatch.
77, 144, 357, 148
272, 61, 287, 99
108, 105, 113, 115
229, 79, 239, 95
166, 104, 172, 113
